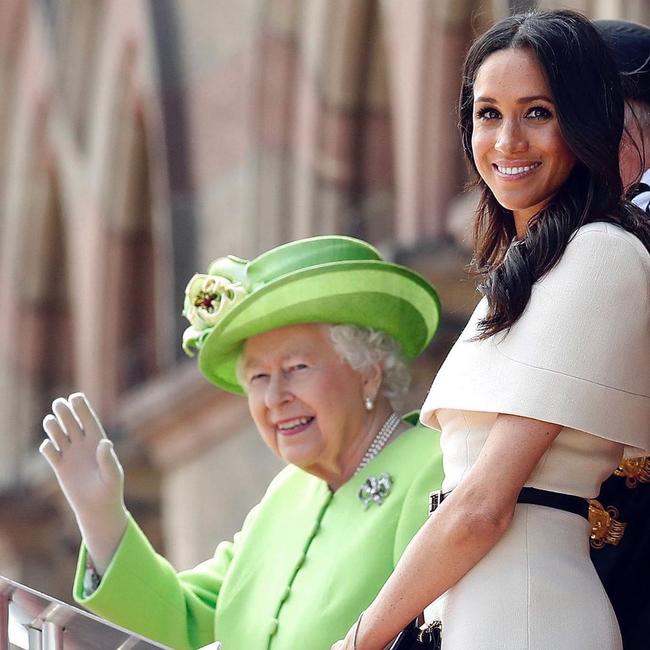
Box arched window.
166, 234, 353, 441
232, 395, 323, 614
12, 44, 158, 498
251, 0, 396, 248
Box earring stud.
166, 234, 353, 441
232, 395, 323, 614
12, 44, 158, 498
364, 396, 374, 411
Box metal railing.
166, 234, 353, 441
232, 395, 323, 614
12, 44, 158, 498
0, 576, 172, 650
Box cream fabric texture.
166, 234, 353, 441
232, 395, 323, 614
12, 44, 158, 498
436, 409, 623, 498
422, 222, 650, 456
425, 498, 622, 649
420, 222, 649, 649
425, 409, 622, 647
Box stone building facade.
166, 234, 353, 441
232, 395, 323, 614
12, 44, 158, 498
0, 0, 647, 601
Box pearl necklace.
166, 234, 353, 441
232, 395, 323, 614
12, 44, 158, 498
354, 412, 401, 475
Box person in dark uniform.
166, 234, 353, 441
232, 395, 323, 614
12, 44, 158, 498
591, 19, 650, 650
596, 20, 650, 211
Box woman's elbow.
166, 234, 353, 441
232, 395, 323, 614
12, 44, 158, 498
445, 502, 513, 546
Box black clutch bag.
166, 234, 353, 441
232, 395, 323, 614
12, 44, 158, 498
387, 617, 441, 650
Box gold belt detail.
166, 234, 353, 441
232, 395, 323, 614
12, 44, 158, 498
588, 499, 626, 549
613, 456, 650, 488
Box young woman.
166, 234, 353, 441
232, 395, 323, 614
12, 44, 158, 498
334, 10, 650, 650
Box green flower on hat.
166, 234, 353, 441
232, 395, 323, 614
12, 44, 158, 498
182, 256, 249, 356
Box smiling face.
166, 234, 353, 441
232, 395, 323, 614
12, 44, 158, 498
471, 47, 576, 236
243, 323, 370, 476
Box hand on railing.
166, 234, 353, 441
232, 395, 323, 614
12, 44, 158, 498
40, 393, 128, 575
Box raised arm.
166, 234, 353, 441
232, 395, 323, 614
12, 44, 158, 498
39, 393, 128, 574
334, 414, 562, 650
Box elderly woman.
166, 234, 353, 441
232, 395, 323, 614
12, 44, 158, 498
39, 235, 443, 650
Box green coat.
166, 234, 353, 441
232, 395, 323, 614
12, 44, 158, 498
74, 424, 443, 650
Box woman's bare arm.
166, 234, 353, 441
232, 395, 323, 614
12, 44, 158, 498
334, 414, 562, 650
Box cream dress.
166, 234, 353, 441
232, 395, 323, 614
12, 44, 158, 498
421, 222, 650, 650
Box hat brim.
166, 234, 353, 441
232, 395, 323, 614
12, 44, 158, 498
198, 260, 440, 394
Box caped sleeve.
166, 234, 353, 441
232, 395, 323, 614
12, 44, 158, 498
421, 222, 650, 455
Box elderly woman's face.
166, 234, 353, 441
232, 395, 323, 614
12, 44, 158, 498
243, 323, 367, 472
471, 47, 576, 235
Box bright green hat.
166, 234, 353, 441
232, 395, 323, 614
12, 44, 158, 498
182, 235, 440, 394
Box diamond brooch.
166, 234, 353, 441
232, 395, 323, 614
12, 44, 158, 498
358, 473, 393, 509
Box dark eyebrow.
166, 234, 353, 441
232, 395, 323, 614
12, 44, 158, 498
474, 95, 554, 104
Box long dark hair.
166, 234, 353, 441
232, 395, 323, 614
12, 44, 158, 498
459, 10, 650, 339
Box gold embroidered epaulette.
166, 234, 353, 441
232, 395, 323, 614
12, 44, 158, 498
588, 499, 626, 549
613, 456, 650, 488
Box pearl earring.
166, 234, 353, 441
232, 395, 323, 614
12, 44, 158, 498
364, 396, 374, 411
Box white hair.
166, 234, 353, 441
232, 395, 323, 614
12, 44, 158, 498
236, 323, 411, 411
327, 324, 411, 412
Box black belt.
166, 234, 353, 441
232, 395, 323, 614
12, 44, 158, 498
428, 486, 589, 520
